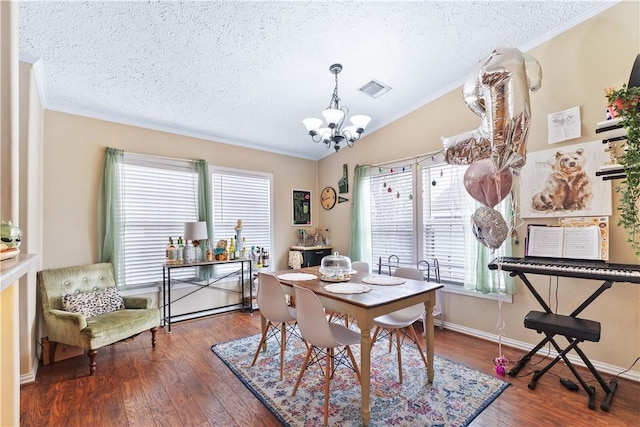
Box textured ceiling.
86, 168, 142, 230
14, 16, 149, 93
19, 1, 615, 160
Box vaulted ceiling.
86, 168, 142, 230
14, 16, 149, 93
19, 1, 615, 160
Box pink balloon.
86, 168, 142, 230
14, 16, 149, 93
464, 158, 513, 207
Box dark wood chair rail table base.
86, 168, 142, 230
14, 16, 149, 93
271, 267, 443, 426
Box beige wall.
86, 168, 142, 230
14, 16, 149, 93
319, 1, 640, 375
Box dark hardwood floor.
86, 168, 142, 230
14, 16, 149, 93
21, 311, 640, 426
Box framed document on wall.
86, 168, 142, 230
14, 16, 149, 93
292, 189, 312, 226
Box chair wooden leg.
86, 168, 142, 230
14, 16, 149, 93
396, 330, 403, 383
88, 349, 98, 376
292, 345, 313, 396
251, 321, 272, 366
279, 321, 286, 381
324, 347, 331, 427
371, 326, 382, 344
346, 345, 361, 382
150, 326, 158, 348
408, 324, 428, 369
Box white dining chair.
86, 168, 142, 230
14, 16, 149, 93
291, 285, 361, 427
371, 267, 428, 383
251, 273, 299, 381
351, 261, 370, 274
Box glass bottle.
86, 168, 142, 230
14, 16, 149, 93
184, 239, 194, 264
205, 240, 213, 261
177, 236, 184, 264
167, 237, 177, 265
256, 247, 263, 268
241, 237, 247, 259
234, 235, 240, 259
165, 237, 172, 263
229, 237, 236, 260
193, 240, 203, 262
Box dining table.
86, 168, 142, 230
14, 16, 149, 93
269, 266, 443, 426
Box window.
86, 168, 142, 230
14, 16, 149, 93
421, 163, 470, 285
368, 158, 473, 289
369, 169, 415, 267
211, 167, 273, 272
118, 154, 273, 287
121, 154, 198, 286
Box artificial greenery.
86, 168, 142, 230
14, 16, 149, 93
607, 84, 640, 258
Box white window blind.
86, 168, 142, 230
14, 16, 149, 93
421, 163, 470, 285
211, 167, 272, 272
121, 154, 198, 286
369, 169, 415, 267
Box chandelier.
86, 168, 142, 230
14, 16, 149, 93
303, 63, 371, 152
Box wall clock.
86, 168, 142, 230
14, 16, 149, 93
321, 186, 337, 210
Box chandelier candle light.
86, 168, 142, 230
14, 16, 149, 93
303, 63, 371, 152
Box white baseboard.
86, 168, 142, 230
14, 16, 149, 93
441, 321, 640, 383
20, 356, 39, 385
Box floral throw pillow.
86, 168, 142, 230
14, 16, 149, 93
61, 287, 125, 318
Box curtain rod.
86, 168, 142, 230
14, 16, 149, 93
371, 149, 444, 167
124, 150, 198, 162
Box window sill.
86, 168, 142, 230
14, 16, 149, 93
441, 284, 513, 303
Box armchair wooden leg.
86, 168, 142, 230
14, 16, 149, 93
49, 341, 58, 365
150, 326, 158, 348
88, 349, 98, 376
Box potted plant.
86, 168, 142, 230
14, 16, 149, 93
607, 84, 640, 258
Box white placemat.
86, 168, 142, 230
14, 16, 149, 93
324, 283, 371, 294
277, 273, 318, 281
361, 275, 406, 286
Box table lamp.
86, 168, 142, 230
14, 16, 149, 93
184, 221, 208, 261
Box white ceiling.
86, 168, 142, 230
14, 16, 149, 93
19, 1, 615, 160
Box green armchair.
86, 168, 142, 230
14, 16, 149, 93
38, 262, 160, 375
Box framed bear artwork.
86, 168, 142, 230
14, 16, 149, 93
519, 140, 612, 218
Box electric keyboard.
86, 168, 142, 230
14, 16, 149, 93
488, 257, 640, 284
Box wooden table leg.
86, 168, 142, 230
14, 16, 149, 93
424, 296, 435, 382
358, 316, 373, 425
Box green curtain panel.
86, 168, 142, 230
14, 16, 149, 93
194, 159, 215, 279
467, 196, 515, 295
349, 165, 372, 263
97, 147, 124, 285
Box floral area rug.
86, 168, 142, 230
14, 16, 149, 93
211, 331, 509, 426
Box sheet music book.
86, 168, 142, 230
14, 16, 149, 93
558, 216, 609, 260
526, 224, 601, 260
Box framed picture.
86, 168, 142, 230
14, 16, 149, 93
519, 140, 612, 218
292, 189, 312, 226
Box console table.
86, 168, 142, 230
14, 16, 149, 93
162, 259, 252, 332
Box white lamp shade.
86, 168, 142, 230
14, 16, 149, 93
342, 125, 359, 140
303, 117, 323, 132
322, 108, 344, 126
350, 114, 371, 130
184, 221, 208, 240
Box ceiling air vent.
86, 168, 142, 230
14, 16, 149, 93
359, 79, 391, 99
